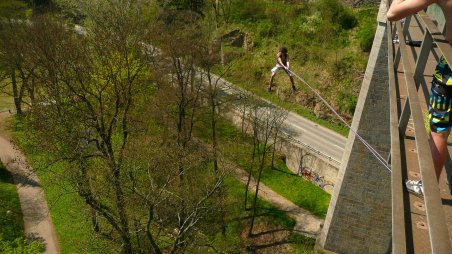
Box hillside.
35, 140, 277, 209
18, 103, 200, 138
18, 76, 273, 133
214, 0, 378, 134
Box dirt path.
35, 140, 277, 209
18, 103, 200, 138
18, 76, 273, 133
227, 162, 324, 238
0, 113, 60, 253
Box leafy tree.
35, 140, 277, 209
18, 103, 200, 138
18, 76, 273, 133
26, 0, 153, 250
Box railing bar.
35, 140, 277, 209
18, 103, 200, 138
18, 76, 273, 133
414, 14, 426, 37
388, 20, 407, 254
397, 20, 452, 254
416, 11, 452, 69
402, 15, 412, 41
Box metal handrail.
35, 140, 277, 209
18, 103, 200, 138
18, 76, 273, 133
388, 6, 452, 253
388, 20, 407, 254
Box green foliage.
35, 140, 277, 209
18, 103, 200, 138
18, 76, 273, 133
214, 0, 378, 137
357, 24, 375, 52
316, 0, 357, 30
255, 19, 275, 38
0, 0, 29, 19
159, 0, 205, 16
355, 7, 378, 52
13, 113, 316, 253
338, 7, 357, 29
195, 116, 331, 218
230, 0, 266, 22
0, 236, 45, 254
0, 161, 45, 253
12, 118, 116, 253
338, 91, 357, 115
288, 233, 316, 253
0, 162, 23, 242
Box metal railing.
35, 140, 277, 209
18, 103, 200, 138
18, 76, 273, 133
387, 3, 452, 253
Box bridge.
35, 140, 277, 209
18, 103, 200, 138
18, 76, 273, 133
315, 1, 452, 253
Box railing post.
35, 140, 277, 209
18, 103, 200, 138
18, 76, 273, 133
414, 31, 433, 81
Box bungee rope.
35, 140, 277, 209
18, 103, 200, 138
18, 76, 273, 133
286, 68, 392, 173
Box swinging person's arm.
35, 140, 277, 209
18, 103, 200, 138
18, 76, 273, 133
277, 53, 286, 68
387, 0, 435, 21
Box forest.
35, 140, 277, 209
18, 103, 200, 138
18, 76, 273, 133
0, 0, 377, 253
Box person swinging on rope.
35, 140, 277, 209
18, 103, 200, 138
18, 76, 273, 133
268, 47, 296, 92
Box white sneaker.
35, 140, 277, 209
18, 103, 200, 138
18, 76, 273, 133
393, 38, 399, 44
405, 179, 423, 197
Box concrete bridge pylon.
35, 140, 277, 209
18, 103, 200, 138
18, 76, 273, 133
315, 3, 392, 253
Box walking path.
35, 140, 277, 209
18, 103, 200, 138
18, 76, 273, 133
226, 161, 324, 237
0, 113, 60, 254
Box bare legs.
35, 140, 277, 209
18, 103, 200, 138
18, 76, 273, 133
289, 76, 296, 91
268, 72, 295, 92
268, 73, 276, 91
430, 130, 450, 181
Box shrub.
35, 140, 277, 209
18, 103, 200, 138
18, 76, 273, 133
339, 8, 357, 29
230, 0, 266, 22
338, 91, 357, 114
256, 19, 274, 37
357, 24, 375, 52
0, 236, 45, 254
355, 7, 378, 52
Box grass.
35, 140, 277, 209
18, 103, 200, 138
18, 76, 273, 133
0, 161, 45, 253
0, 94, 13, 113
0, 161, 24, 241
208, 175, 316, 253
221, 72, 349, 136
12, 115, 317, 253
195, 114, 330, 218
12, 118, 116, 254
212, 2, 380, 137
0, 80, 13, 112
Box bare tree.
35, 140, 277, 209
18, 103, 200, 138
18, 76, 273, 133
245, 105, 287, 237
0, 18, 36, 114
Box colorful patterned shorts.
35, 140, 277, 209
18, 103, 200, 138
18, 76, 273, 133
429, 78, 452, 133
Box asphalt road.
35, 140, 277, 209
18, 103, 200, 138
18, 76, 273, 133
207, 72, 347, 164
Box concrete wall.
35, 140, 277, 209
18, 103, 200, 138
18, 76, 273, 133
316, 2, 392, 253
280, 135, 340, 194
224, 108, 340, 194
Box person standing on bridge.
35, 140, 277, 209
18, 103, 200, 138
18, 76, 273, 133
268, 47, 296, 93
388, 0, 452, 196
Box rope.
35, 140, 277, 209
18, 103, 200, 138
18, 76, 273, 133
287, 68, 392, 173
